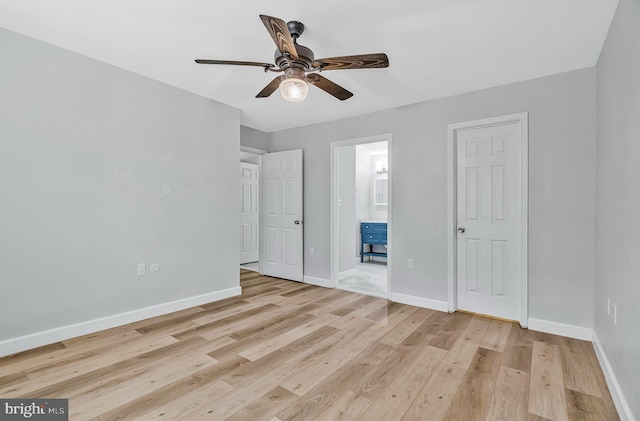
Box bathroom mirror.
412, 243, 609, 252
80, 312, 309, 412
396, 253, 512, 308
374, 177, 388, 205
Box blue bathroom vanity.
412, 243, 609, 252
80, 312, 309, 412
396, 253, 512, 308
360, 221, 387, 262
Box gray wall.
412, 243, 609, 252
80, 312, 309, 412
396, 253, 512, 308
240, 125, 270, 151
0, 28, 240, 341
595, 0, 640, 416
337, 146, 356, 273
270, 67, 596, 328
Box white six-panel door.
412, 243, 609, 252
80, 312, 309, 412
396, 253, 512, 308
453, 116, 526, 322
240, 162, 259, 264
261, 150, 303, 282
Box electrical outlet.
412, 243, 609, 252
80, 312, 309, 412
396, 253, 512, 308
614, 305, 617, 325
137, 263, 146, 276
607, 297, 610, 316
309, 247, 315, 256
407, 258, 414, 269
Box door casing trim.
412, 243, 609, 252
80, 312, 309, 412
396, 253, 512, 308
446, 112, 529, 327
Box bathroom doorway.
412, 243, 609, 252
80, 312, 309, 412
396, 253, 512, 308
331, 135, 391, 298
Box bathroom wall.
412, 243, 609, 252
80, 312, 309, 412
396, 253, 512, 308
355, 148, 371, 260
354, 147, 388, 260
369, 153, 389, 221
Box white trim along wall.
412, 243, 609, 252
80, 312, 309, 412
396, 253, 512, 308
0, 287, 241, 358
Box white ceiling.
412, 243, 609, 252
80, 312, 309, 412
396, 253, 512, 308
0, 0, 618, 133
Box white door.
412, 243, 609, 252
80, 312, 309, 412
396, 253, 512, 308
240, 162, 259, 264
455, 117, 526, 321
262, 150, 303, 282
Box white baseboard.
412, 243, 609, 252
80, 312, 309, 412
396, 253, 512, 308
338, 268, 357, 281
391, 293, 448, 312
527, 318, 593, 341
303, 275, 332, 288
0, 286, 241, 358
336, 285, 389, 299
592, 332, 635, 421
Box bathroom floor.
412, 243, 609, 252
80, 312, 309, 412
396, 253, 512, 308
337, 260, 387, 297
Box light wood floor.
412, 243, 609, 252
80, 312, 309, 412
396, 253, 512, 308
0, 270, 619, 420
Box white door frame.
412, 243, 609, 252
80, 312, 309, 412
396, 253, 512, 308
240, 146, 266, 274
446, 113, 528, 327
330, 133, 392, 298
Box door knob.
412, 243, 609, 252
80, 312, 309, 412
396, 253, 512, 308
458, 227, 465, 233
294, 220, 301, 225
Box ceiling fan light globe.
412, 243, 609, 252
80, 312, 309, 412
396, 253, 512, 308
279, 77, 309, 102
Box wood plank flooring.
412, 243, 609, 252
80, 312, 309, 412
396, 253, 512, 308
0, 270, 619, 420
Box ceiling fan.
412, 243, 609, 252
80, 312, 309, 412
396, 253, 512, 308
195, 15, 389, 102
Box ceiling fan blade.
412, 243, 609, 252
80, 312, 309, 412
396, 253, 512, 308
256, 76, 285, 98
259, 15, 299, 60
306, 74, 353, 101
312, 53, 389, 71
195, 59, 275, 70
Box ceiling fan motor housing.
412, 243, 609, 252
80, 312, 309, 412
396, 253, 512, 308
272, 20, 314, 72
274, 44, 314, 71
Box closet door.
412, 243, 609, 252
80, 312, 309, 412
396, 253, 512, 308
261, 149, 303, 282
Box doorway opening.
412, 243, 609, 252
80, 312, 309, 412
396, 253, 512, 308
331, 134, 391, 298
239, 147, 264, 273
